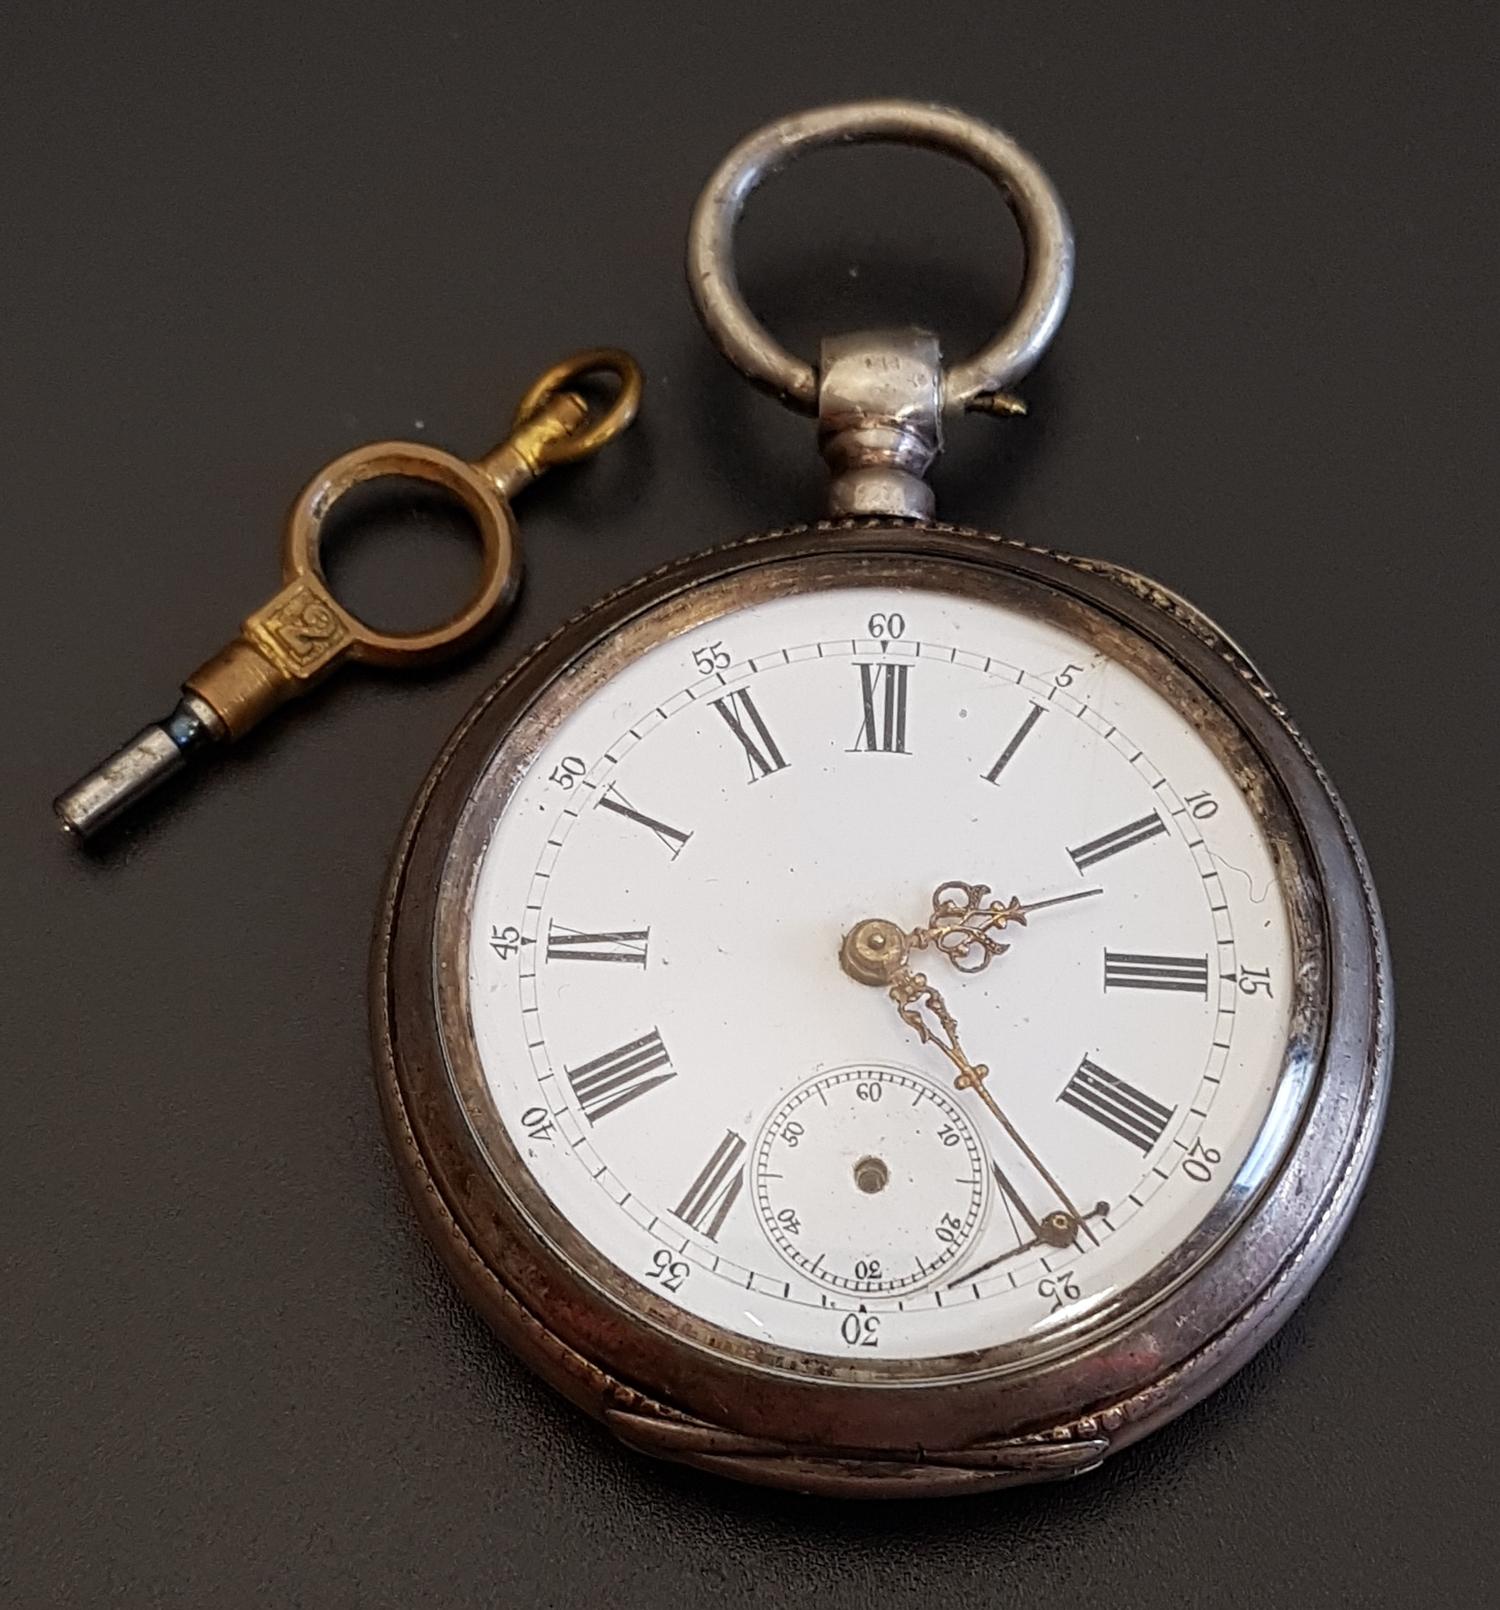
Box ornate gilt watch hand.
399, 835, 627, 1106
910, 879, 1103, 973
840, 909, 1098, 1245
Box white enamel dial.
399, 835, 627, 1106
459, 580, 1298, 1363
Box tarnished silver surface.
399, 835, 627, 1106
373, 522, 1390, 1496
54, 694, 224, 839
818, 329, 942, 519
371, 100, 1386, 1501
686, 100, 1074, 415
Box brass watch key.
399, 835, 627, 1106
54, 349, 641, 840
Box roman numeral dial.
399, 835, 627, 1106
851, 662, 910, 753
472, 590, 1298, 1372
566, 1030, 675, 1123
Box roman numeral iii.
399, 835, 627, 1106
1068, 811, 1168, 872
673, 1130, 747, 1240
1103, 951, 1210, 996
851, 662, 910, 753
597, 785, 692, 858
710, 688, 788, 781
1059, 1057, 1175, 1152
566, 1029, 675, 1122
546, 922, 649, 965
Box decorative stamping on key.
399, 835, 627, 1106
252, 584, 352, 673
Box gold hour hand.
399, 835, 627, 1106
911, 880, 1104, 974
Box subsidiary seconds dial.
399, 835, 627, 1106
751, 1066, 988, 1297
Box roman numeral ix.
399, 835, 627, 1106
565, 1030, 675, 1123
546, 922, 649, 966
710, 688, 788, 781
851, 662, 910, 753
1059, 1057, 1175, 1153
597, 784, 692, 858
1068, 811, 1168, 872
1104, 951, 1210, 996
673, 1130, 747, 1240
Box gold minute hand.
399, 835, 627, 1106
839, 916, 1092, 1236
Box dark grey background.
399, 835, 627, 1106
5, 4, 1496, 1606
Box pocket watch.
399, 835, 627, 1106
373, 102, 1390, 1497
